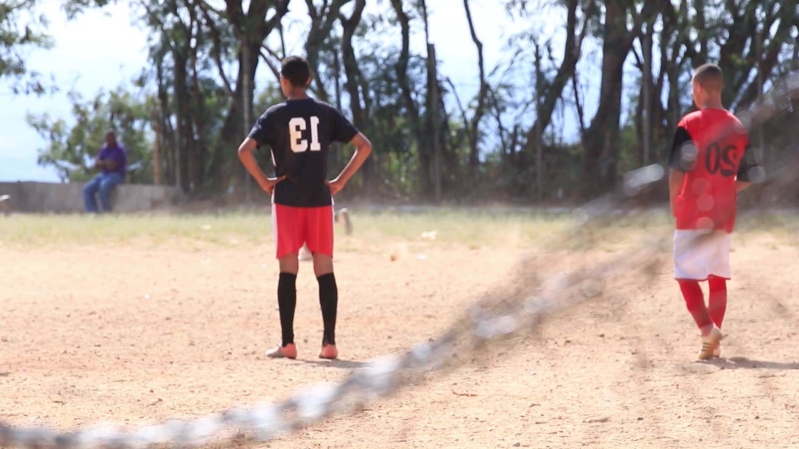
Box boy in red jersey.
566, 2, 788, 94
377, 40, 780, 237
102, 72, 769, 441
668, 63, 761, 360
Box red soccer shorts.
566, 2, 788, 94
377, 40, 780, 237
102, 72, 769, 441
272, 204, 335, 259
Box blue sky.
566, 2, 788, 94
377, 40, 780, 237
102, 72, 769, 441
0, 0, 581, 183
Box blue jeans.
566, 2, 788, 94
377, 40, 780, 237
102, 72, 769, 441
83, 172, 123, 213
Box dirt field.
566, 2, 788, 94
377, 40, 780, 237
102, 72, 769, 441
1, 212, 799, 448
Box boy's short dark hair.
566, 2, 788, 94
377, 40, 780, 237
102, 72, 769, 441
281, 56, 311, 88
693, 63, 724, 92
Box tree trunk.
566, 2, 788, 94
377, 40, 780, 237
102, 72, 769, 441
333, 47, 344, 171
303, 0, 349, 103
173, 53, 191, 193
428, 43, 441, 202
523, 0, 591, 169
694, 0, 708, 61
534, 43, 544, 201
218, 40, 262, 188
642, 23, 652, 166
581, 0, 655, 197
152, 106, 163, 186
340, 0, 369, 192
390, 0, 429, 196
581, 0, 630, 196
189, 34, 206, 192
155, 59, 175, 187
716, 2, 757, 108
462, 0, 488, 176
216, 0, 290, 193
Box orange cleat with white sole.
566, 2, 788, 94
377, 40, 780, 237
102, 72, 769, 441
318, 344, 338, 360
267, 343, 297, 359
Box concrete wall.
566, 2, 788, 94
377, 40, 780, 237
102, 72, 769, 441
0, 181, 181, 213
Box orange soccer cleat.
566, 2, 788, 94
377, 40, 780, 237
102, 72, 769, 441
267, 343, 297, 359
318, 344, 338, 360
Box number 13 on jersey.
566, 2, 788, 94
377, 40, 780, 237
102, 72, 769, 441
289, 116, 321, 153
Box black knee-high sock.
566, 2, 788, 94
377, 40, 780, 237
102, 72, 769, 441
277, 273, 297, 346
317, 273, 338, 345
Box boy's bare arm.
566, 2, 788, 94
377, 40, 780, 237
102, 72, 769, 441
669, 169, 685, 216
238, 138, 285, 194
327, 133, 373, 195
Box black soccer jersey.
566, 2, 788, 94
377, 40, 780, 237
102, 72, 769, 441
248, 98, 359, 207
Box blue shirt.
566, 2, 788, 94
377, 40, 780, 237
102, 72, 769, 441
98, 143, 127, 179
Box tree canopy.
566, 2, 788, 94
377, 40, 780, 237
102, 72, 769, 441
16, 0, 799, 204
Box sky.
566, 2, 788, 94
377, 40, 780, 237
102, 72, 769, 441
0, 0, 576, 183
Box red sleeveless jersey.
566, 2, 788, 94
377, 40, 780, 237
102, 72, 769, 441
667, 108, 757, 233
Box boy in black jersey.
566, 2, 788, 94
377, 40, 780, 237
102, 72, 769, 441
238, 56, 372, 360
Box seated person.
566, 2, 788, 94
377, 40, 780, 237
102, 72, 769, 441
83, 130, 127, 213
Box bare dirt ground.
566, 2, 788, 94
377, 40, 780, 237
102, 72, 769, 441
2, 225, 799, 448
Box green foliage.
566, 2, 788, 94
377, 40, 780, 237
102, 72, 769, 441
28, 87, 154, 183
61, 0, 117, 19
252, 84, 285, 116
0, 0, 54, 94
16, 0, 799, 204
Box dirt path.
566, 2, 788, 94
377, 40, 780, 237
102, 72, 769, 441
1, 232, 798, 448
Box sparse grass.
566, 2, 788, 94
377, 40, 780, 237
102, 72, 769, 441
735, 209, 799, 236
0, 207, 796, 251
0, 209, 572, 251
0, 212, 272, 248
349, 210, 571, 248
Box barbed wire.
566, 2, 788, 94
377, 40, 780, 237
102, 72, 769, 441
1, 72, 797, 449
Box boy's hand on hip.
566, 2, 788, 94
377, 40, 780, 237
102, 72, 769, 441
259, 175, 286, 195
326, 179, 346, 196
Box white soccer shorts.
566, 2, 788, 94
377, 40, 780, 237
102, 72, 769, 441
673, 229, 732, 280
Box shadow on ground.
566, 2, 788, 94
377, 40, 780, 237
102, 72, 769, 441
298, 359, 367, 370
709, 356, 799, 370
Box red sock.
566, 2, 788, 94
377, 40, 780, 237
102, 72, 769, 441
708, 276, 727, 328
678, 280, 712, 332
